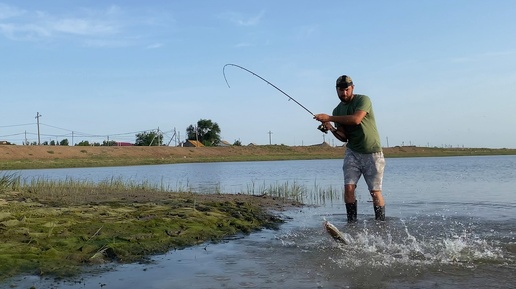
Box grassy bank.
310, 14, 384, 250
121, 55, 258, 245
0, 174, 302, 280
0, 145, 515, 170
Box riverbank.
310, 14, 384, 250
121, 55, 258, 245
0, 176, 302, 281
1, 145, 515, 170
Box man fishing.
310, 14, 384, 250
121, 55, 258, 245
314, 75, 385, 222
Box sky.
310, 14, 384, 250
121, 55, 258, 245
1, 1, 515, 148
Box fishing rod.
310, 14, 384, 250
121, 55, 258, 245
222, 63, 328, 133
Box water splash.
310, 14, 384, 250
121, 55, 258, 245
328, 218, 507, 270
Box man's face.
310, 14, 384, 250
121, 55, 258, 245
337, 85, 354, 103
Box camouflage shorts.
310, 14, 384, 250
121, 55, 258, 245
343, 148, 385, 191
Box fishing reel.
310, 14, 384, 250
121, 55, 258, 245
317, 124, 329, 134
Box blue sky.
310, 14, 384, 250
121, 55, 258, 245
1, 1, 515, 148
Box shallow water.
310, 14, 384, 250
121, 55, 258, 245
4, 155, 516, 288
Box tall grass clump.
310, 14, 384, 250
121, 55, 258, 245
0, 172, 21, 193
18, 176, 178, 206
308, 184, 342, 205
244, 181, 306, 203
244, 180, 342, 205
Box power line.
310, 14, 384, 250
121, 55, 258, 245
0, 123, 34, 128
0, 118, 181, 145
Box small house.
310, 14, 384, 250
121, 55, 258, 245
183, 140, 204, 147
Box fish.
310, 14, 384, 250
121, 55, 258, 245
323, 220, 349, 245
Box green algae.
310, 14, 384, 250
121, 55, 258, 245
0, 179, 294, 280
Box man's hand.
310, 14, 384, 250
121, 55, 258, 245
314, 114, 331, 122
322, 122, 335, 132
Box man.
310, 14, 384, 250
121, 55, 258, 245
314, 75, 385, 222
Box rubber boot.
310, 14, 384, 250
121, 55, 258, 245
374, 206, 385, 221
346, 201, 357, 223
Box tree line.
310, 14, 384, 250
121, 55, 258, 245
29, 119, 242, 147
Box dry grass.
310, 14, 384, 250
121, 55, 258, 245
0, 145, 515, 170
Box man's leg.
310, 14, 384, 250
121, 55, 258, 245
364, 151, 386, 221
345, 184, 357, 223
370, 190, 385, 221
343, 149, 361, 223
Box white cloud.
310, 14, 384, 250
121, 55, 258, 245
146, 42, 163, 49
235, 42, 251, 48
0, 22, 50, 40
221, 10, 265, 27
0, 5, 121, 41
51, 18, 119, 36
0, 2, 24, 20
0, 4, 164, 47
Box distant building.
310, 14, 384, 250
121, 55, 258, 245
0, 141, 12, 145
311, 142, 332, 147
115, 142, 133, 146
183, 140, 204, 147
217, 140, 231, 147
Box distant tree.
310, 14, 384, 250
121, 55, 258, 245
135, 131, 163, 146
43, 141, 49, 145
60, 139, 69, 146
102, 140, 117, 146
233, 139, 242, 146
76, 140, 90, 146
186, 119, 221, 146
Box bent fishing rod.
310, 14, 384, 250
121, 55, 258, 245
222, 63, 328, 133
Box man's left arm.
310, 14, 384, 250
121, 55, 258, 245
315, 110, 367, 126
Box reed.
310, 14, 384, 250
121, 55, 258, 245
244, 181, 304, 202
4, 171, 341, 206
0, 172, 21, 193
16, 176, 181, 206
307, 183, 342, 205
243, 180, 342, 204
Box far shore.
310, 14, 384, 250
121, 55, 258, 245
0, 144, 515, 170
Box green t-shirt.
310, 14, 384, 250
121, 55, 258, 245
332, 94, 382, 154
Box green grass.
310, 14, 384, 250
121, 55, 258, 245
0, 173, 302, 280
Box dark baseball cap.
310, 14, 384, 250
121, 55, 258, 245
336, 75, 353, 88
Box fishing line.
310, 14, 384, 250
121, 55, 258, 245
223, 63, 315, 116
223, 63, 328, 133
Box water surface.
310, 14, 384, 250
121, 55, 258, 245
5, 155, 516, 288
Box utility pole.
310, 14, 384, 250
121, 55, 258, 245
167, 128, 176, 146
268, 130, 273, 145
35, 112, 42, 145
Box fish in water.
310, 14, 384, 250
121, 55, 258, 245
323, 220, 349, 245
